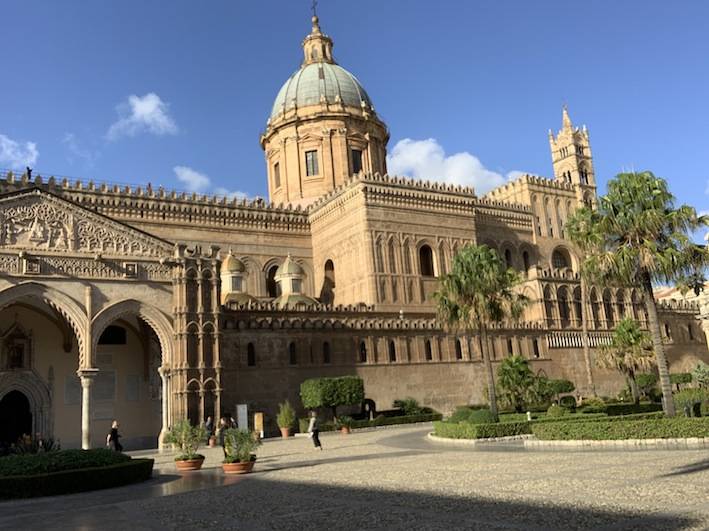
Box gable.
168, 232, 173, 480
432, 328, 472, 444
0, 188, 173, 258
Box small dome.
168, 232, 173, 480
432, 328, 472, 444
270, 62, 373, 121
275, 255, 305, 277
222, 254, 246, 273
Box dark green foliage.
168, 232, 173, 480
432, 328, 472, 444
298, 412, 442, 433
674, 388, 709, 417
335, 415, 354, 429
579, 397, 608, 414
549, 379, 575, 396
546, 404, 567, 417
604, 402, 663, 416
670, 373, 693, 385
0, 448, 129, 477
300, 376, 364, 415
392, 398, 423, 416
0, 458, 153, 499
448, 406, 495, 424
636, 373, 658, 392
559, 396, 577, 411
433, 421, 531, 439
531, 417, 709, 440
497, 355, 536, 413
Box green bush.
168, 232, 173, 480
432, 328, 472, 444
559, 396, 577, 411
298, 417, 335, 433
351, 412, 442, 429
392, 398, 423, 416
604, 402, 663, 416
549, 379, 575, 396
636, 373, 658, 394
670, 373, 693, 387
223, 428, 261, 463
164, 420, 206, 460
300, 376, 364, 417
276, 400, 296, 429
674, 388, 709, 417
448, 407, 496, 424
692, 362, 709, 388
434, 420, 531, 439
579, 396, 607, 414
532, 417, 709, 440
0, 449, 129, 477
547, 404, 568, 417
0, 458, 153, 499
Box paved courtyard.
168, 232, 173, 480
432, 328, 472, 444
1, 424, 708, 530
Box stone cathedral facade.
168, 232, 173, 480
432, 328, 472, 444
0, 15, 707, 449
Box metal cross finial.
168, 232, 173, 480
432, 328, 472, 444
311, 0, 318, 18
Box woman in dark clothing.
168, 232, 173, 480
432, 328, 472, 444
106, 420, 123, 452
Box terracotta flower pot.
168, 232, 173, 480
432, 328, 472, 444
222, 459, 256, 475
340, 426, 351, 435
175, 457, 205, 471
280, 427, 291, 438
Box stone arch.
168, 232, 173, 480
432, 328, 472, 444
0, 370, 52, 440
550, 245, 576, 272
91, 299, 174, 367
417, 240, 437, 277
0, 282, 88, 366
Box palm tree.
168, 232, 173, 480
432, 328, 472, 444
596, 318, 655, 404
567, 171, 709, 416
565, 206, 603, 397
497, 355, 535, 413
435, 244, 528, 421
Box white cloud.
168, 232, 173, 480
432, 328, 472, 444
62, 133, 97, 167
0, 133, 38, 170
107, 93, 178, 140
386, 138, 521, 194
173, 165, 246, 199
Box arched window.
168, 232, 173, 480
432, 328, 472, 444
388, 340, 396, 362
590, 288, 600, 329
603, 289, 614, 327
544, 198, 553, 237
438, 245, 447, 275
533, 339, 541, 359
359, 341, 367, 363
664, 323, 672, 340
419, 245, 435, 277
543, 286, 555, 325
557, 287, 570, 327
323, 341, 331, 364
573, 286, 582, 326
402, 242, 412, 274
266, 264, 280, 298
616, 289, 626, 319
551, 249, 570, 270
425, 340, 433, 361
247, 343, 256, 367
522, 251, 530, 273
455, 339, 463, 360
289, 342, 297, 365
504, 249, 512, 269
506, 338, 514, 356
388, 239, 397, 273
688, 323, 694, 341
320, 259, 336, 305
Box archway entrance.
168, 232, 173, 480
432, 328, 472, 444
0, 390, 32, 445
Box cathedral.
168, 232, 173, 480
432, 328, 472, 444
0, 15, 706, 449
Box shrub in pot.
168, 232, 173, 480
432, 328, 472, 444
165, 420, 207, 471
277, 400, 296, 438
222, 428, 262, 474
336, 415, 354, 434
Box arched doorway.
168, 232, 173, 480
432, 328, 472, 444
0, 390, 32, 445
319, 259, 335, 305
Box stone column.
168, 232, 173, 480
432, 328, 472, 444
158, 366, 170, 450
77, 368, 98, 449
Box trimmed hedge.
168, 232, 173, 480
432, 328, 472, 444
604, 403, 663, 416
0, 448, 130, 477
300, 376, 364, 412
298, 412, 442, 434
0, 458, 154, 499
449, 407, 496, 424
433, 420, 532, 439
532, 417, 709, 440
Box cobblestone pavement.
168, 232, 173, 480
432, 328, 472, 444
1, 425, 708, 530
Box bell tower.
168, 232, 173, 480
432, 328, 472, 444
549, 107, 596, 207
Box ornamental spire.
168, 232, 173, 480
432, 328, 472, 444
562, 105, 573, 130
302, 8, 335, 65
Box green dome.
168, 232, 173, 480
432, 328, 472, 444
270, 62, 373, 121
275, 255, 305, 277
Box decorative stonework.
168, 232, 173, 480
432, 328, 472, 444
0, 189, 173, 258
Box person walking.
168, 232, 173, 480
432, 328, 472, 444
216, 416, 228, 457
106, 420, 123, 452
204, 416, 214, 438
307, 410, 322, 451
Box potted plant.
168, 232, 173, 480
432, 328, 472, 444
222, 428, 262, 474
165, 420, 207, 471
277, 400, 296, 438
336, 415, 354, 435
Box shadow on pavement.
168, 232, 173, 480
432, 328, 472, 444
659, 457, 709, 478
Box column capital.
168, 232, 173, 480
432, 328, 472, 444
77, 368, 99, 383
158, 365, 171, 377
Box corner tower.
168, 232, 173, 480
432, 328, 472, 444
549, 107, 597, 206
260, 15, 389, 207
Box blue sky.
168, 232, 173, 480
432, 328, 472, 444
1, 1, 707, 239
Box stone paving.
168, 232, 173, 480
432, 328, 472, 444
1, 424, 708, 530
